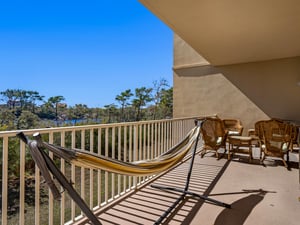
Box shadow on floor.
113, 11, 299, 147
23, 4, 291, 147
214, 189, 273, 225
163, 158, 231, 225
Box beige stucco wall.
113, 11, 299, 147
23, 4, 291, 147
173, 35, 300, 133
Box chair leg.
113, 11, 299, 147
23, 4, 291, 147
259, 147, 263, 160
200, 149, 206, 158
249, 147, 253, 163
227, 150, 231, 160
260, 153, 265, 165
283, 152, 289, 168
282, 158, 288, 168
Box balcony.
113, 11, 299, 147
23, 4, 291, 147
1, 117, 299, 224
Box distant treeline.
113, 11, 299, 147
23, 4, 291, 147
0, 78, 173, 131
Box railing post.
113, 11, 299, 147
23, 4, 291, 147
1, 136, 8, 225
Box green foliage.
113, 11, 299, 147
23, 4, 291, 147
115, 89, 133, 122
46, 95, 66, 123
17, 110, 41, 129
104, 104, 118, 123
132, 87, 153, 121
0, 108, 16, 130
114, 79, 172, 121
159, 87, 173, 118
0, 89, 44, 112
68, 104, 89, 125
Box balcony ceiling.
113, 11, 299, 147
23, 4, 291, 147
139, 0, 300, 65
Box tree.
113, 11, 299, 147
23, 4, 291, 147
89, 107, 105, 123
0, 89, 22, 109
68, 104, 89, 125
115, 89, 133, 122
46, 96, 66, 124
152, 78, 169, 119
104, 104, 118, 123
26, 91, 44, 113
132, 87, 153, 121
17, 110, 41, 129
0, 89, 44, 113
0, 108, 16, 130
159, 87, 173, 118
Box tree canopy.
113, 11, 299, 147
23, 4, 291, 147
0, 79, 172, 130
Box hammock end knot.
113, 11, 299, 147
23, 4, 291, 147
17, 132, 28, 144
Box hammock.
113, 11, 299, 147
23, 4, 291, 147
17, 122, 230, 225
33, 126, 200, 176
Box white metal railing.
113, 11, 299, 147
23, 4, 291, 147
0, 117, 197, 225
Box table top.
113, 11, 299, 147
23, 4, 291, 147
228, 135, 252, 141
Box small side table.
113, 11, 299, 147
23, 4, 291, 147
228, 136, 253, 162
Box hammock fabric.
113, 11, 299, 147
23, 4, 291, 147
38, 126, 200, 176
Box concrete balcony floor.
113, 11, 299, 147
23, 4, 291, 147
75, 147, 300, 225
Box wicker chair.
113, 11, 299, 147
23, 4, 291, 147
254, 120, 266, 157
260, 119, 291, 167
223, 119, 243, 136
200, 117, 227, 159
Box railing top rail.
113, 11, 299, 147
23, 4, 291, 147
0, 116, 200, 138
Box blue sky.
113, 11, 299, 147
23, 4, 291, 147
0, 0, 173, 108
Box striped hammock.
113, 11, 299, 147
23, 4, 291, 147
37, 126, 200, 176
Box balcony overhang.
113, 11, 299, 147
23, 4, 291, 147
139, 0, 300, 65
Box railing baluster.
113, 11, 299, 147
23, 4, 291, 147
105, 127, 109, 203
2, 136, 8, 225
90, 129, 94, 209
123, 125, 127, 192
138, 124, 142, 184
158, 122, 161, 156
129, 125, 132, 188
147, 123, 150, 160
97, 128, 102, 206
71, 130, 76, 221
35, 164, 40, 225
48, 132, 54, 225
133, 125, 138, 187
111, 127, 116, 198
143, 124, 147, 181
19, 140, 25, 225
81, 130, 85, 211
163, 121, 166, 153
117, 126, 121, 196
60, 131, 65, 225
151, 123, 154, 159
